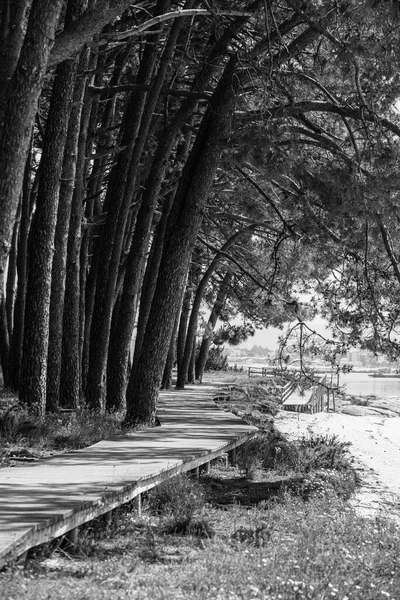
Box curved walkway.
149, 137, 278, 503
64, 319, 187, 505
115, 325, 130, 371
0, 385, 257, 569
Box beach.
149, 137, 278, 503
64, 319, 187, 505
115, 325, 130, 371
274, 407, 400, 522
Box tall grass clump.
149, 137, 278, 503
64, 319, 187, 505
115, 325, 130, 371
236, 429, 298, 477
0, 405, 124, 451
0, 404, 41, 442
47, 409, 123, 449
236, 430, 358, 499
147, 474, 210, 534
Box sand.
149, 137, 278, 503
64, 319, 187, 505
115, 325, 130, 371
274, 406, 400, 522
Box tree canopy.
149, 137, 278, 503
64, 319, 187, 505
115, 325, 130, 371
1, 0, 400, 423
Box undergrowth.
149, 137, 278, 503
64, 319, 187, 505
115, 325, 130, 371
1, 468, 399, 600
236, 430, 358, 499
147, 474, 212, 535
0, 404, 124, 454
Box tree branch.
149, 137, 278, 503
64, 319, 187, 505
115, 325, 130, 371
49, 5, 252, 68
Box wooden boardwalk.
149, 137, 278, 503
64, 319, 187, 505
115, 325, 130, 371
0, 385, 258, 569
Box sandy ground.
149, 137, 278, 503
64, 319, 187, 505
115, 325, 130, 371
274, 407, 400, 522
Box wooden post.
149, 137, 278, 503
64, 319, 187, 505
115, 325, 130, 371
134, 493, 142, 515
105, 510, 113, 527
228, 447, 236, 466
17, 550, 29, 565
65, 526, 79, 550
201, 462, 210, 474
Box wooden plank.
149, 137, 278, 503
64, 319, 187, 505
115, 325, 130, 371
0, 384, 257, 568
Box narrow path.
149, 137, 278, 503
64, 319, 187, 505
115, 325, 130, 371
0, 385, 257, 568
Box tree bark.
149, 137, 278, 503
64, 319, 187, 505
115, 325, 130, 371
105, 1, 192, 411
177, 224, 260, 388
195, 270, 233, 382
0, 0, 31, 124
6, 205, 20, 339
125, 56, 239, 425
0, 0, 64, 377
47, 0, 88, 411
187, 331, 197, 384
0, 299, 9, 387
8, 152, 31, 390
85, 0, 166, 410
20, 49, 78, 413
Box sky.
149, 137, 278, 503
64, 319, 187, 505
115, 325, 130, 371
239, 316, 331, 350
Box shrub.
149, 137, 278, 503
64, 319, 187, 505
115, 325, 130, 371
0, 404, 41, 442
147, 474, 206, 533
236, 430, 298, 477
47, 409, 123, 449
205, 346, 228, 371
296, 433, 353, 472
236, 431, 358, 499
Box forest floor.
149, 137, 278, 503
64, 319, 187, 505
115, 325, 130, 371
0, 372, 400, 599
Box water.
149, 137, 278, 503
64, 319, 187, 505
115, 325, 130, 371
229, 357, 400, 400
336, 372, 400, 400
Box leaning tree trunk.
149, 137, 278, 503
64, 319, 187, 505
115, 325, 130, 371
0, 0, 64, 389
0, 299, 9, 387
20, 48, 78, 413
0, 0, 31, 125
8, 154, 31, 391
187, 332, 197, 384
105, 3, 192, 410
125, 56, 239, 425
47, 0, 88, 411
85, 2, 166, 410
6, 206, 20, 339
196, 270, 233, 382
177, 223, 259, 388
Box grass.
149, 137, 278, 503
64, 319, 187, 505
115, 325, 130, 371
0, 403, 125, 467
1, 465, 399, 600
1, 374, 399, 598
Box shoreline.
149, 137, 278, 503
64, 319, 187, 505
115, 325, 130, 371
274, 409, 400, 522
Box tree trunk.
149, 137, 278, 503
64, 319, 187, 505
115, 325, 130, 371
125, 56, 239, 425
180, 285, 196, 368
47, 1, 88, 411
79, 49, 102, 393
85, 1, 166, 410
0, 1, 64, 376
0, 299, 9, 387
6, 205, 20, 339
161, 311, 180, 390
187, 332, 197, 384
8, 152, 31, 390
0, 0, 31, 124
105, 2, 191, 410
176, 224, 259, 388
20, 48, 78, 413
196, 270, 233, 382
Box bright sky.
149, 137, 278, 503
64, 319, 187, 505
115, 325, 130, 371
239, 316, 330, 350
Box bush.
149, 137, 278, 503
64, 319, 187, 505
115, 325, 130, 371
296, 433, 353, 473
205, 346, 228, 371
0, 404, 41, 442
46, 409, 123, 449
147, 474, 207, 533
236, 432, 358, 497
236, 430, 298, 477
